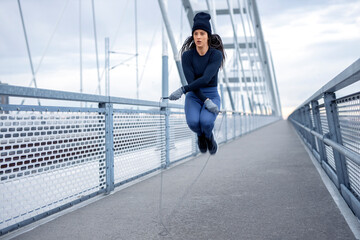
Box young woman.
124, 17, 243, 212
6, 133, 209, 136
168, 12, 226, 155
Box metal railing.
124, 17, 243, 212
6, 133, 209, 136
288, 58, 360, 220
0, 84, 280, 235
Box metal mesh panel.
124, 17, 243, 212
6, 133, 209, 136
319, 106, 336, 171
0, 110, 106, 230
253, 116, 258, 131
226, 113, 235, 140
241, 115, 249, 134
113, 111, 165, 183
169, 112, 196, 163
235, 113, 241, 137
337, 94, 360, 198
214, 113, 226, 144
309, 109, 319, 152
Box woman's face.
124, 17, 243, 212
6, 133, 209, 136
193, 29, 209, 48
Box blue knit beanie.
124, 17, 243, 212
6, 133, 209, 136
192, 12, 212, 36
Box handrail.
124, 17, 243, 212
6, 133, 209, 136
0, 84, 183, 109
0, 84, 278, 116
290, 119, 360, 166
288, 58, 360, 221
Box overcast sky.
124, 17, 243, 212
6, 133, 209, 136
0, 0, 359, 117
257, 0, 360, 117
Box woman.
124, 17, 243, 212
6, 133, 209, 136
169, 12, 226, 155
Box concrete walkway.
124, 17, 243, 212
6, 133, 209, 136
11, 120, 356, 240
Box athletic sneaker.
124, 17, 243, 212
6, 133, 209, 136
197, 134, 207, 153
206, 133, 217, 155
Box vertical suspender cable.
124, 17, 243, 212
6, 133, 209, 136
222, 0, 255, 113
180, 1, 183, 43
79, 0, 83, 105
158, 0, 187, 87
242, 0, 268, 114
247, 0, 279, 116
205, 0, 236, 111
17, 0, 41, 106
237, 0, 262, 114
237, 0, 265, 114
91, 0, 101, 95
135, 0, 139, 100
267, 43, 282, 115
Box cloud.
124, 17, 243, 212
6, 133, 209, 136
258, 0, 360, 112
1, 0, 359, 115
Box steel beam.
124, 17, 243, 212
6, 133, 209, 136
247, 0, 279, 116
158, 0, 187, 87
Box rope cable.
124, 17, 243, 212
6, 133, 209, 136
157, 98, 226, 237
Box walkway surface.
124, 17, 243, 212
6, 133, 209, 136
11, 120, 356, 240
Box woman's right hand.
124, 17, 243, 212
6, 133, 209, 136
204, 99, 219, 114
169, 87, 185, 100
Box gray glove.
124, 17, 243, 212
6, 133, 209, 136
169, 87, 185, 100
204, 99, 219, 114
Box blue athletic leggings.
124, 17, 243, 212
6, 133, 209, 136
184, 87, 221, 138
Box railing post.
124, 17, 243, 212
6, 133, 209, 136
299, 107, 305, 139
160, 105, 170, 168
233, 112, 236, 139
310, 100, 327, 163
324, 92, 350, 188
99, 102, 114, 194
302, 107, 308, 141
224, 111, 228, 142
165, 108, 170, 167
304, 104, 316, 150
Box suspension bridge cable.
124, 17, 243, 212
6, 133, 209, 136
237, 0, 263, 114
227, 0, 261, 115
22, 0, 70, 91
93, 0, 131, 95
17, 0, 41, 106
110, 0, 131, 50
91, 0, 101, 95
135, 0, 139, 100
138, 21, 161, 87
35, 0, 70, 75
244, 0, 270, 114
79, 0, 83, 107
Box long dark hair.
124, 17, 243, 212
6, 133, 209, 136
179, 33, 226, 68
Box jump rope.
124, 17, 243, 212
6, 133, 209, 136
157, 96, 225, 238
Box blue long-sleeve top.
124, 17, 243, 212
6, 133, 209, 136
181, 47, 223, 102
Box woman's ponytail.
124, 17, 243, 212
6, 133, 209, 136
210, 34, 226, 69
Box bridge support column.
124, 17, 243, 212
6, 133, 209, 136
324, 92, 349, 189
100, 102, 115, 194
311, 100, 327, 164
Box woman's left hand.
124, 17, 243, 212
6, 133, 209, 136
169, 87, 185, 100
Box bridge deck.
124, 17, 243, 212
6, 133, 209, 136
11, 120, 355, 240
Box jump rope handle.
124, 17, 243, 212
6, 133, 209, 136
161, 96, 222, 113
